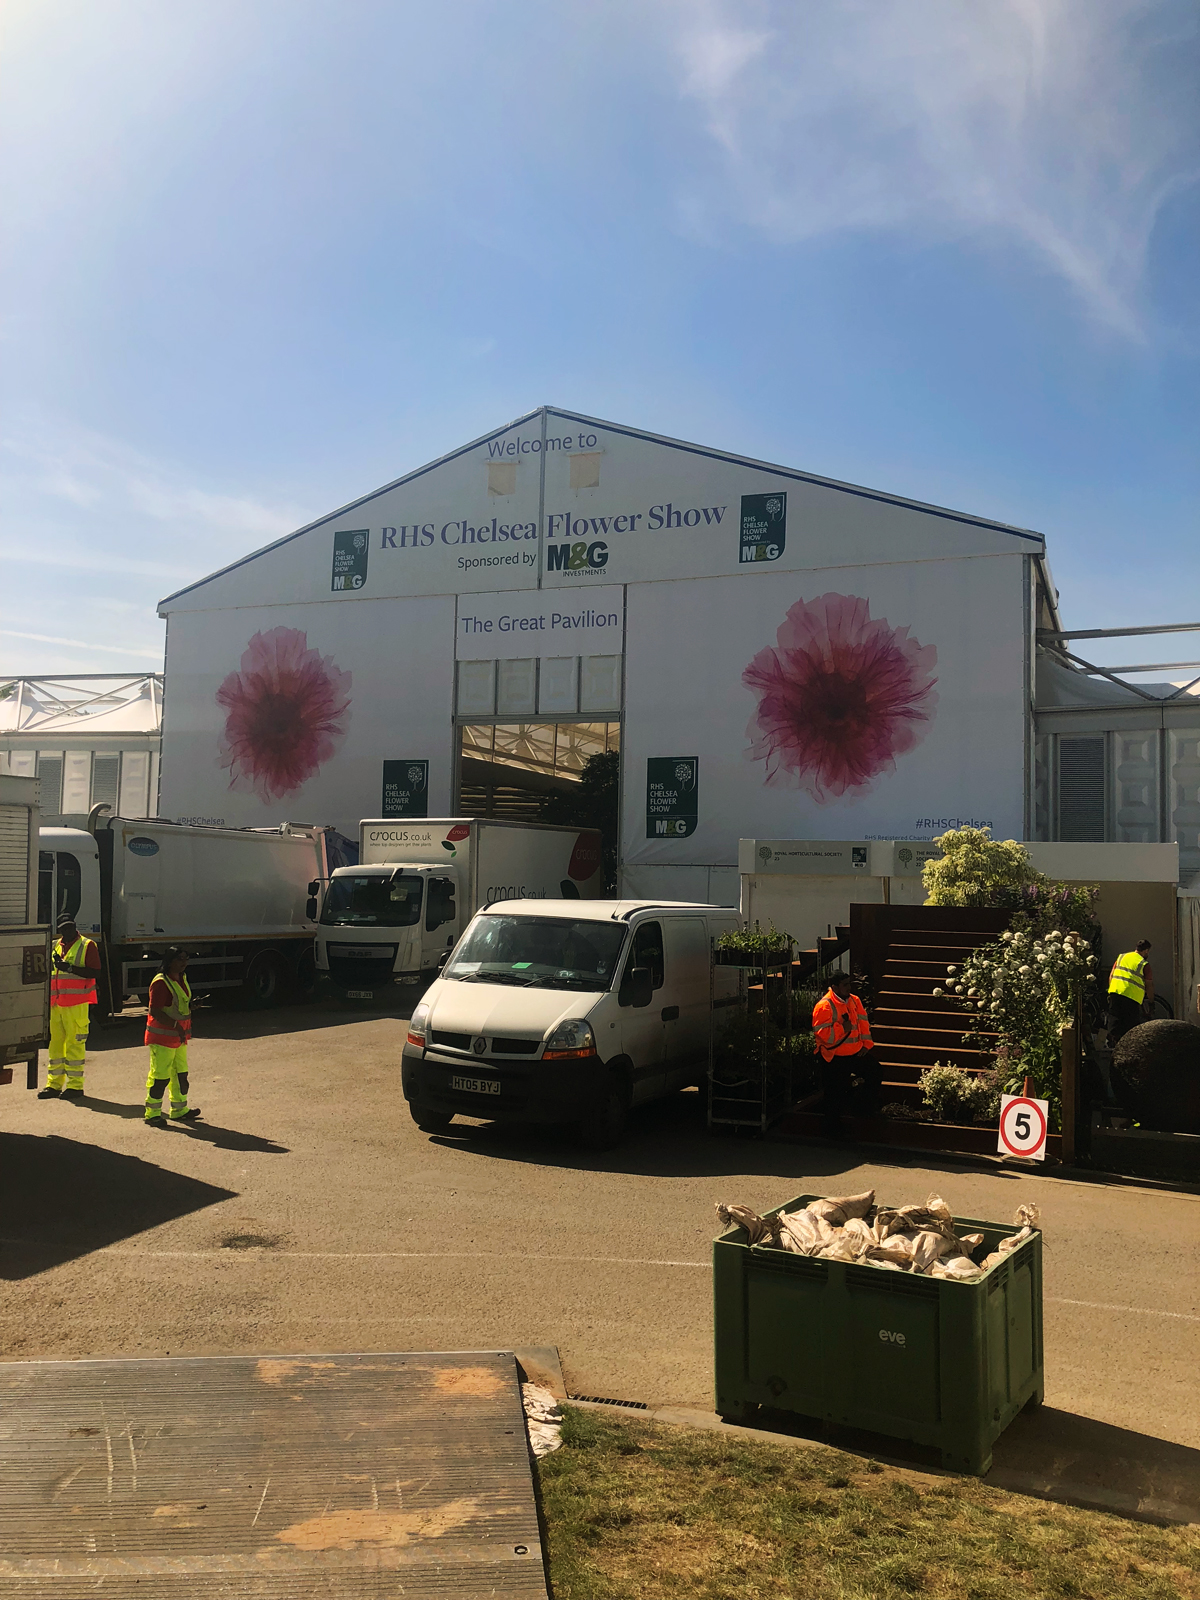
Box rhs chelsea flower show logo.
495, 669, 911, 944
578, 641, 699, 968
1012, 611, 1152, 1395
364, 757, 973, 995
331, 529, 369, 592
740, 493, 786, 564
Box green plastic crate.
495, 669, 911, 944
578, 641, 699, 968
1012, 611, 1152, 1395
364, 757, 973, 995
714, 1193, 1043, 1475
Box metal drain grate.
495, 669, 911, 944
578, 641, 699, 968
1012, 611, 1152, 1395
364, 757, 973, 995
567, 1394, 648, 1410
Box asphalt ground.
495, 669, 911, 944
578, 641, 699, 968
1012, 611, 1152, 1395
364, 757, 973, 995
2, 999, 1198, 1519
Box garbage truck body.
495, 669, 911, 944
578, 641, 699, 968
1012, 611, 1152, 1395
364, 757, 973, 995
0, 774, 50, 1086
37, 814, 332, 1012
315, 818, 604, 1001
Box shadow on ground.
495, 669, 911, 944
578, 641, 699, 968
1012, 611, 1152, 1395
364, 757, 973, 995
0, 1133, 237, 1280
87, 996, 414, 1048
989, 1406, 1200, 1524
707, 1401, 1200, 1524
425, 1089, 1038, 1185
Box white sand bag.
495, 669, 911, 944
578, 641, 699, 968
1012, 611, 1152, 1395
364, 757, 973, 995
806, 1189, 875, 1225
778, 1208, 838, 1255
931, 1255, 984, 1281
715, 1203, 778, 1246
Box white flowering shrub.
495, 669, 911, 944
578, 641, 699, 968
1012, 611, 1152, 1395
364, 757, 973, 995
938, 928, 1096, 1127
918, 1061, 999, 1123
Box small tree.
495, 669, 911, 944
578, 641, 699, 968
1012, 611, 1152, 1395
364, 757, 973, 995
922, 826, 1040, 908
923, 826, 1099, 941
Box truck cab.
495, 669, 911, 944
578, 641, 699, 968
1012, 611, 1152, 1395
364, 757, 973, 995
315, 863, 460, 999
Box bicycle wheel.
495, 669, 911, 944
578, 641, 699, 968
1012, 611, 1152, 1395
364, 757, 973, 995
1149, 994, 1174, 1020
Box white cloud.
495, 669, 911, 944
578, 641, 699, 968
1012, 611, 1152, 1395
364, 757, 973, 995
1, 420, 302, 544
0, 625, 163, 662
665, 0, 1200, 336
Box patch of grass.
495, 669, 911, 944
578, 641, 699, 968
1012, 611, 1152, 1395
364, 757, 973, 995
539, 1407, 1200, 1600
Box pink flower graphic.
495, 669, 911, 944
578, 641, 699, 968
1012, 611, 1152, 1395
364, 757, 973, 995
216, 627, 352, 803
742, 593, 938, 801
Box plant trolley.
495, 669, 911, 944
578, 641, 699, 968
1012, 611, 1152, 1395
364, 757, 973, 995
708, 935, 795, 1135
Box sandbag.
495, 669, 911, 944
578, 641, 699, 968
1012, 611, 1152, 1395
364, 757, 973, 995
778, 1208, 838, 1255
931, 1255, 983, 1281
805, 1189, 875, 1225
720, 1189, 1040, 1282
715, 1203, 780, 1246
909, 1229, 957, 1273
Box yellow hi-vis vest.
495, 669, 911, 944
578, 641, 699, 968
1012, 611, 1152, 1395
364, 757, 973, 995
1108, 951, 1146, 1003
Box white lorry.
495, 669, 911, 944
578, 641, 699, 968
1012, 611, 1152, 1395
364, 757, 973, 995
38, 812, 333, 1012
315, 817, 604, 1002
401, 897, 739, 1146
1, 775, 50, 1089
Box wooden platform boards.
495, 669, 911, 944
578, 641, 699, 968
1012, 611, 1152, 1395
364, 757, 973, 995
0, 1350, 548, 1598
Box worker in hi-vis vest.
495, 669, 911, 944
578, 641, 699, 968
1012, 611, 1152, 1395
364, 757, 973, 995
39, 913, 100, 1099
144, 947, 201, 1126
813, 971, 881, 1134
1107, 939, 1153, 1047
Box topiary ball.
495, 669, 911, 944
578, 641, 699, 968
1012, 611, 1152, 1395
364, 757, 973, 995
1112, 1020, 1200, 1134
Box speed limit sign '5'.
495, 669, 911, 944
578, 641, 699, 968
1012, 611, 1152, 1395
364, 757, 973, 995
997, 1094, 1049, 1161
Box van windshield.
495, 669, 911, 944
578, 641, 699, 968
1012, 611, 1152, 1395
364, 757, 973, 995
320, 873, 423, 927
445, 915, 627, 991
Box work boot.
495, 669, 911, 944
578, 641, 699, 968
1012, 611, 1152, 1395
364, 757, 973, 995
37, 1087, 61, 1099
60, 1088, 85, 1099
145, 1113, 168, 1127
169, 1108, 202, 1122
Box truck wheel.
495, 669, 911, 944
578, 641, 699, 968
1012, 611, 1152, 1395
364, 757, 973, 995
577, 1077, 627, 1151
242, 952, 280, 1009
292, 950, 318, 1004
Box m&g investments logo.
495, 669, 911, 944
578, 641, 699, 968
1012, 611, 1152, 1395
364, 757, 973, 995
332, 529, 369, 592
740, 493, 786, 564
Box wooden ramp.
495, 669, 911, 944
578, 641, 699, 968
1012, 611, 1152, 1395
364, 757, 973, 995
0, 1350, 548, 1597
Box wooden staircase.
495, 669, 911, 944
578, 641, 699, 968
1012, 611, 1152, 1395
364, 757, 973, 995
869, 926, 1000, 1108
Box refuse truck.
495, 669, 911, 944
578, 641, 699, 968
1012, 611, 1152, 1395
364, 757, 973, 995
38, 812, 333, 1013
314, 817, 604, 1001
0, 774, 50, 1088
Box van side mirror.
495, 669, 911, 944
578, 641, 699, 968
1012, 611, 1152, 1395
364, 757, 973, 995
305, 897, 319, 919
619, 965, 653, 1009
307, 880, 321, 896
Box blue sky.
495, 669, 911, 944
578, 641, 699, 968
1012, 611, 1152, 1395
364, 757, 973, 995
2, 0, 1197, 677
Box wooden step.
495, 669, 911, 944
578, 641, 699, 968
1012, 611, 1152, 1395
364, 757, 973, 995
875, 1059, 994, 1084
875, 995, 971, 1017
883, 959, 972, 979
876, 1017, 998, 1043
869, 1041, 993, 1067
873, 1002, 986, 1025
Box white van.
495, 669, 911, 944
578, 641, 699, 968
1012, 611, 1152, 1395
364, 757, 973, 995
401, 898, 739, 1147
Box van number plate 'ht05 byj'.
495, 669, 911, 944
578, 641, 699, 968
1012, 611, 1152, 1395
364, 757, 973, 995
452, 1075, 502, 1095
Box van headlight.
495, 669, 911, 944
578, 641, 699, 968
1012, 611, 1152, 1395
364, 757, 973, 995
407, 1000, 431, 1049
542, 1020, 597, 1061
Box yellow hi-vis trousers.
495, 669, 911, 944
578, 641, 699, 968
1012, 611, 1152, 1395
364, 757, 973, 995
47, 1004, 89, 1091
145, 1043, 190, 1120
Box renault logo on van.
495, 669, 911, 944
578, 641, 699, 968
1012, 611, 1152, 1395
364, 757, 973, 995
473, 1037, 488, 1056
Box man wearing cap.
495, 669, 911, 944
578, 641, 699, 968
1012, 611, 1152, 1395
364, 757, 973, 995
144, 947, 201, 1126
39, 913, 101, 1099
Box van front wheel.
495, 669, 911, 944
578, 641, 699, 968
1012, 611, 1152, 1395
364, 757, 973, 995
577, 1078, 627, 1151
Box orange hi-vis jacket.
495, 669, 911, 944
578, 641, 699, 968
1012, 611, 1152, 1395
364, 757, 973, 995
50, 936, 98, 1008
813, 990, 873, 1062
144, 973, 193, 1048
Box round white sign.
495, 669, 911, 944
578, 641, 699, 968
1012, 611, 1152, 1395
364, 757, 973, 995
998, 1095, 1048, 1159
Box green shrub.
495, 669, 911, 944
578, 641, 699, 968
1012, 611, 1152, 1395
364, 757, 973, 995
918, 1061, 998, 1123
